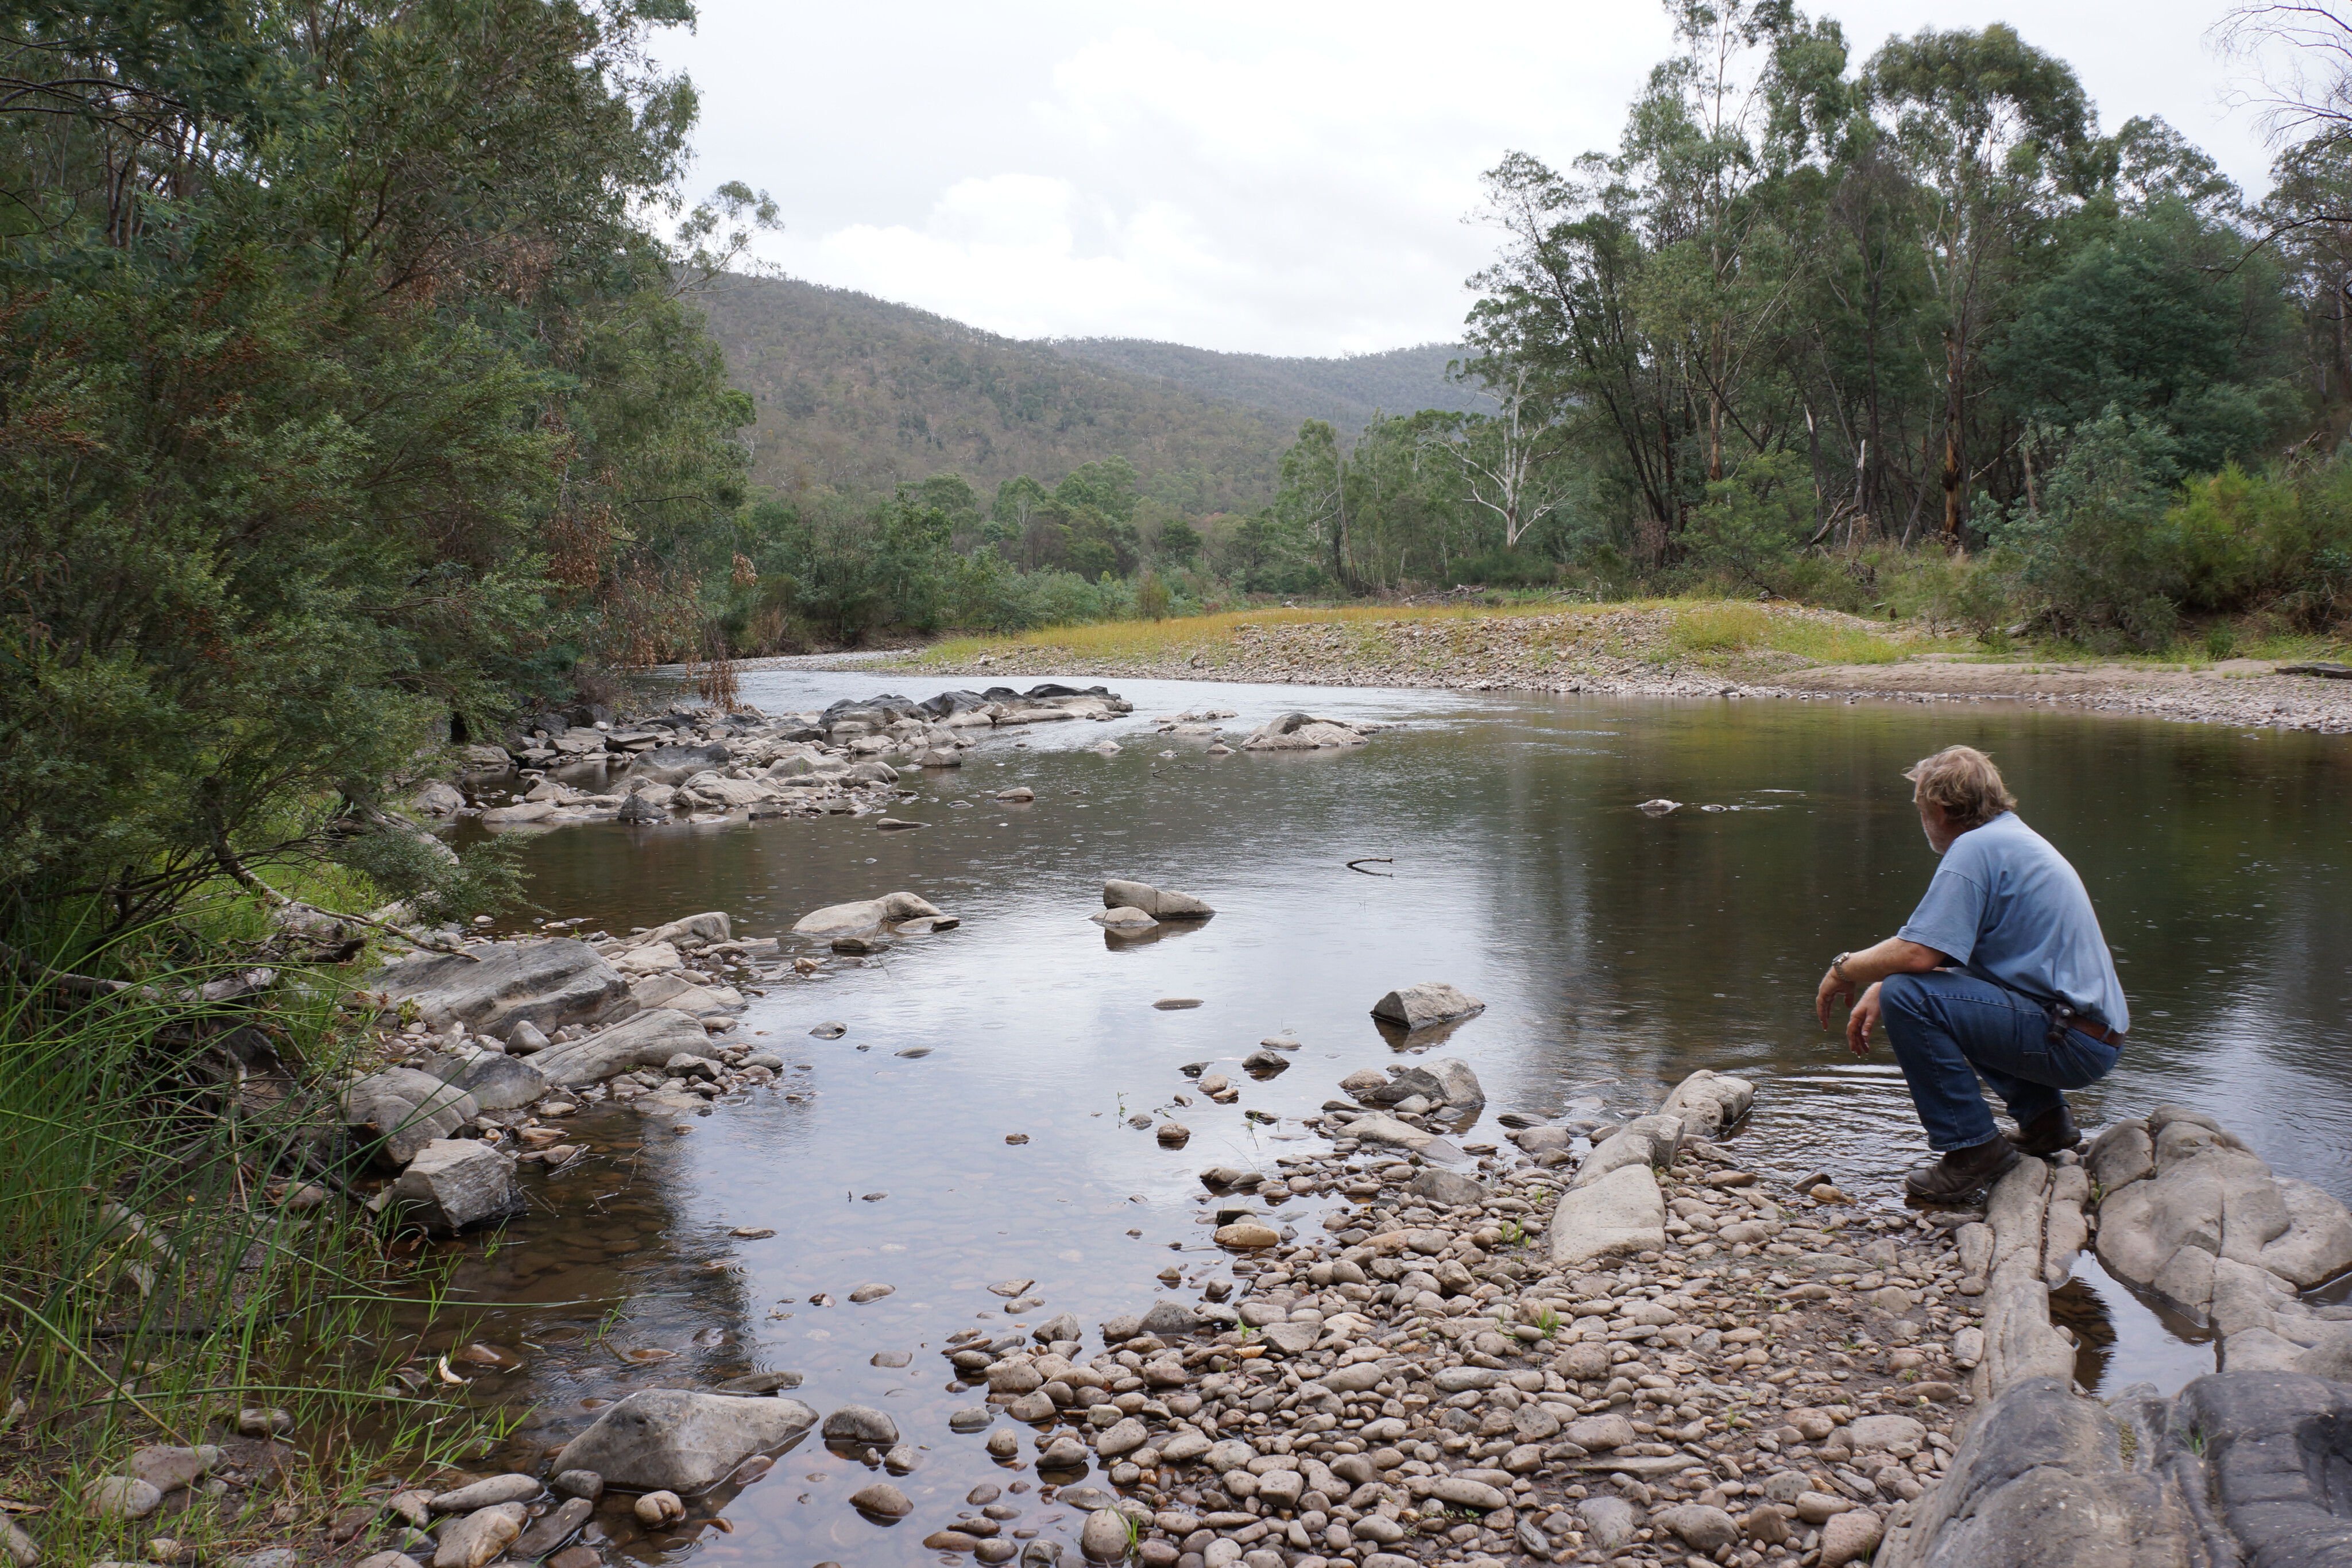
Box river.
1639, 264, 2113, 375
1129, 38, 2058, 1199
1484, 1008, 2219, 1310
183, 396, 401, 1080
415, 674, 2350, 1564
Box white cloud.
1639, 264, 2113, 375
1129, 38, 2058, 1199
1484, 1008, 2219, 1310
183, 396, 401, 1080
660, 0, 2280, 357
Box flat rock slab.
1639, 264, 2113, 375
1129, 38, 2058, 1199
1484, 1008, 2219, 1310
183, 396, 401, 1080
1550, 1162, 1666, 1268
531, 1009, 709, 1087
370, 939, 629, 1036
792, 891, 941, 935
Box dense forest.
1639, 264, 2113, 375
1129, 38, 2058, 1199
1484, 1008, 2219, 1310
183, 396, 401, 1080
698, 277, 1293, 510
0, 0, 760, 925
694, 277, 1483, 506
1045, 338, 1488, 431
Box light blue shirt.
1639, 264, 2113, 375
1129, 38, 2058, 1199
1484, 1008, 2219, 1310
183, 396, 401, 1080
1897, 811, 2130, 1033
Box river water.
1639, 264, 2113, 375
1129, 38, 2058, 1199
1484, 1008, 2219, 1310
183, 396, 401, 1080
414, 673, 2351, 1564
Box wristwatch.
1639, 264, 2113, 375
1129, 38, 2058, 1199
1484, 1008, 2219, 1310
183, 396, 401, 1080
1832, 952, 1854, 984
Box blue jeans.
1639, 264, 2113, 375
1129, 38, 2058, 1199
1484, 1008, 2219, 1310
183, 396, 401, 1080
1879, 971, 2119, 1152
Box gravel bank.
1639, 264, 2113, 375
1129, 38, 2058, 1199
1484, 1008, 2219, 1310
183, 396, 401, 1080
880, 607, 2352, 734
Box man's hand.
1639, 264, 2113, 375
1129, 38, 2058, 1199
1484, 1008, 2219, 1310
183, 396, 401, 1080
1846, 981, 1885, 1056
1815, 966, 1852, 1029
1813, 937, 1950, 1033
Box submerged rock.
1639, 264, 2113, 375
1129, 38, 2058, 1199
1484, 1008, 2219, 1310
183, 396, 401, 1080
1239, 712, 1370, 750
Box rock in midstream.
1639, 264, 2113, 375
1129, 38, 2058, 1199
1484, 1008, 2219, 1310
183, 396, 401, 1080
1367, 981, 1484, 1031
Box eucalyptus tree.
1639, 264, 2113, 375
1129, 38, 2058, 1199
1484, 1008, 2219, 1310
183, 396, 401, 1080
1861, 25, 2096, 539
1467, 0, 1819, 563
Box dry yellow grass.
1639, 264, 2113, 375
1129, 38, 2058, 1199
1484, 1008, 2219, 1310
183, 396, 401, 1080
911, 597, 1914, 672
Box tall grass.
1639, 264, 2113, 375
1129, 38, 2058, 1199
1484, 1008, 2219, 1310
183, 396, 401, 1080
0, 905, 494, 1559
1661, 601, 1911, 665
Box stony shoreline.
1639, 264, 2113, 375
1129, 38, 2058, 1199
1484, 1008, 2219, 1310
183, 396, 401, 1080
865, 607, 2352, 734
48, 822, 2352, 1564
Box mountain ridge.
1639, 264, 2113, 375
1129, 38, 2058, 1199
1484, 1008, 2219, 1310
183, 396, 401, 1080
694, 274, 1480, 510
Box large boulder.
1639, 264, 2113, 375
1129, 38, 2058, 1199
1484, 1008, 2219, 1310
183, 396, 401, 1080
371, 940, 629, 1037
628, 973, 744, 1017
1880, 1372, 2352, 1568
792, 892, 942, 936
529, 1011, 711, 1087
343, 1068, 480, 1167
552, 1389, 819, 1495
1570, 1114, 1685, 1190
382, 1139, 523, 1233
1369, 982, 1485, 1032
1549, 1163, 1666, 1268
1101, 880, 1215, 920
2094, 1109, 2352, 1318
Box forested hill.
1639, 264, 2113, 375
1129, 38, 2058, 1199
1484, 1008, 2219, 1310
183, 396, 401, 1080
1044, 338, 1485, 431
694, 274, 1480, 509
695, 275, 1288, 509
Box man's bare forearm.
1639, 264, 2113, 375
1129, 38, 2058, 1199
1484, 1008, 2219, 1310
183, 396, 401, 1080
1838, 937, 1948, 986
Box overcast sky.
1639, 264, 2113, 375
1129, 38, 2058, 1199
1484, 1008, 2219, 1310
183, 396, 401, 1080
655, 0, 2283, 358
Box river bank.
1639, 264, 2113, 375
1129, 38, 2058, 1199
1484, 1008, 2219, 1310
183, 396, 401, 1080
109, 885, 2352, 1568
859, 603, 2352, 734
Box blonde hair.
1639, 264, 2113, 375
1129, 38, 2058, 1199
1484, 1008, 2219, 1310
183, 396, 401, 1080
1904, 745, 2017, 828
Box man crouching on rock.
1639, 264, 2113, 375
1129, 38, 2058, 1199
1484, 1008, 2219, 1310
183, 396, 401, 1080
1815, 745, 2129, 1201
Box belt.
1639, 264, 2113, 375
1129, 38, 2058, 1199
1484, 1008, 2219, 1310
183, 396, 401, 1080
2068, 1017, 2124, 1046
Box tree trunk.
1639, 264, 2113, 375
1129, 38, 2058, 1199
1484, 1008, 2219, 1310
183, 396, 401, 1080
1941, 327, 1965, 543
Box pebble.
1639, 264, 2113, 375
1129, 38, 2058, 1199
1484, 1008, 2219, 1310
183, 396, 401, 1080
83, 1477, 161, 1520
633, 1491, 684, 1526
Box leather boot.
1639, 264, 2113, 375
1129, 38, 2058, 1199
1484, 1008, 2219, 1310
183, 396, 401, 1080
2007, 1101, 2082, 1157
1905, 1135, 2021, 1201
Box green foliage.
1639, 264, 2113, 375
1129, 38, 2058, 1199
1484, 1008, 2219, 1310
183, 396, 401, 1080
0, 0, 755, 926
1685, 451, 1820, 593
1991, 203, 2293, 471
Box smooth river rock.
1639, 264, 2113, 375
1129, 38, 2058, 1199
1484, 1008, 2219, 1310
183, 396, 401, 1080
552, 1389, 818, 1495
792, 891, 943, 935
1549, 1162, 1666, 1267
1368, 982, 1485, 1032
341, 1068, 480, 1168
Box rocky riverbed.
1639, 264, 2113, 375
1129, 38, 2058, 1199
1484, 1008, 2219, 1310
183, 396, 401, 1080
876, 606, 2352, 735
419, 683, 1390, 841
42, 839, 2352, 1566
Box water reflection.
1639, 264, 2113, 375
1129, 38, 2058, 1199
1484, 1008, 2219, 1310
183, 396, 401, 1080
407, 677, 2347, 1558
